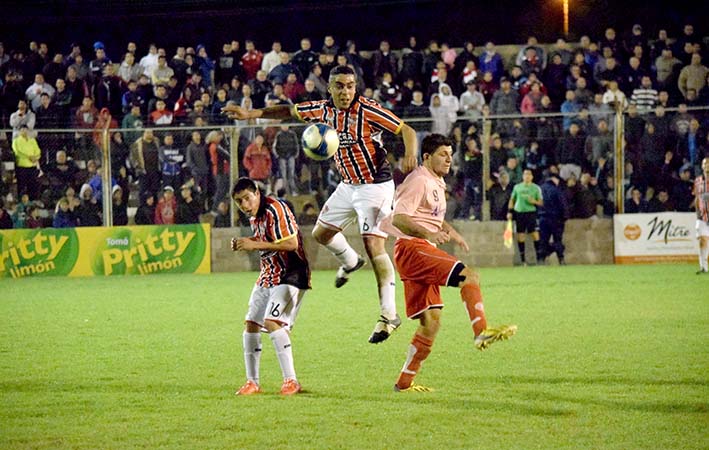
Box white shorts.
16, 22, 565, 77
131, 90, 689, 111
245, 284, 305, 330
697, 220, 709, 238
317, 180, 395, 238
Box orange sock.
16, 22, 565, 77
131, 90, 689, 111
461, 283, 487, 336
396, 333, 433, 389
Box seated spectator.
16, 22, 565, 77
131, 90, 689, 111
176, 183, 202, 224
647, 187, 675, 212
134, 191, 156, 225
0, 198, 12, 229
283, 73, 305, 103
296, 78, 323, 103
154, 185, 177, 224
213, 200, 231, 228
625, 187, 648, 213
52, 196, 77, 228
76, 183, 101, 227
24, 204, 43, 228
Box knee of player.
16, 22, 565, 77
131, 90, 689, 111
458, 267, 480, 287
245, 320, 262, 333
264, 319, 284, 332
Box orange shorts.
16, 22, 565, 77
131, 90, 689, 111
393, 238, 462, 319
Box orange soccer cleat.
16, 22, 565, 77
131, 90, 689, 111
280, 379, 302, 396
235, 380, 262, 396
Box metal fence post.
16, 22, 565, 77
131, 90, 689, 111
481, 118, 492, 221
229, 125, 241, 227
614, 106, 625, 214
101, 127, 113, 227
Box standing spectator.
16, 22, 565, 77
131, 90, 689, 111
139, 44, 160, 78
215, 43, 239, 87
538, 173, 567, 264
243, 134, 272, 190
134, 191, 155, 225
154, 185, 177, 224
292, 38, 318, 81
207, 130, 230, 209
118, 52, 143, 85
25, 73, 55, 112
249, 70, 273, 109
400, 36, 424, 85
130, 129, 161, 197
213, 200, 231, 228
151, 55, 174, 88
630, 75, 658, 113
283, 73, 305, 103
159, 133, 184, 189
490, 77, 519, 135
655, 48, 682, 94
479, 42, 505, 82
372, 40, 398, 82
507, 169, 543, 265
195, 45, 216, 88
556, 123, 586, 180
459, 81, 485, 118
456, 137, 483, 220
121, 105, 144, 145
261, 41, 282, 75
678, 53, 709, 101
12, 125, 42, 200
185, 131, 211, 199
241, 40, 264, 82
273, 125, 300, 196
88, 42, 112, 88
10, 100, 36, 140
488, 170, 513, 221
0, 198, 13, 229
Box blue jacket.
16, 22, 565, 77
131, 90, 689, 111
539, 179, 567, 221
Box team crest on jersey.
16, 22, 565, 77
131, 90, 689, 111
338, 131, 357, 147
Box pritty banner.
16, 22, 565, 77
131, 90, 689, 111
613, 212, 697, 264
0, 224, 210, 278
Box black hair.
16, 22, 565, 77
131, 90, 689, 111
421, 133, 453, 157
232, 177, 258, 197
329, 65, 356, 81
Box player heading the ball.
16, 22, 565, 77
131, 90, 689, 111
224, 65, 419, 345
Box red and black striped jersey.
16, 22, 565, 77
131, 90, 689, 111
251, 196, 311, 289
695, 175, 709, 222
295, 96, 403, 185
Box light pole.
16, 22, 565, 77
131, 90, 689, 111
563, 0, 569, 37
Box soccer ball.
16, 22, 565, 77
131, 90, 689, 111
301, 123, 339, 161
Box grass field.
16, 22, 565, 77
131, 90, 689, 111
1, 264, 708, 449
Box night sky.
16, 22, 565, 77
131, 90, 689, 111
2, 0, 705, 56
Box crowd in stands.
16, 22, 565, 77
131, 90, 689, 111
0, 22, 708, 229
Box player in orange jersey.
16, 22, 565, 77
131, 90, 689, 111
231, 178, 311, 396
224, 65, 418, 344
381, 134, 516, 392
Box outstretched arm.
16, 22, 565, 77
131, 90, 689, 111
222, 104, 297, 121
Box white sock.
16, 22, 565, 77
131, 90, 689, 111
700, 245, 709, 271
243, 331, 262, 384
372, 254, 397, 319
324, 233, 360, 269
270, 328, 296, 381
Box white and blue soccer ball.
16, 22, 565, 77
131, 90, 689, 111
301, 123, 339, 161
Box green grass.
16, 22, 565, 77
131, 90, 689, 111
1, 265, 708, 449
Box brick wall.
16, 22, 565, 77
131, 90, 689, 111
211, 217, 613, 272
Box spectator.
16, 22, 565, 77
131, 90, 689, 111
130, 129, 161, 197
118, 52, 143, 85
538, 173, 568, 264
154, 185, 177, 224
630, 75, 658, 113
283, 73, 305, 103
24, 204, 43, 229
159, 133, 184, 189
556, 123, 586, 180
602, 80, 628, 111
249, 69, 273, 109
488, 169, 513, 221
459, 81, 485, 118
52, 197, 77, 228
647, 187, 675, 212
215, 43, 239, 87
479, 42, 505, 82
88, 42, 112, 88
0, 198, 13, 229
185, 131, 211, 200
292, 38, 318, 81
243, 134, 271, 190
139, 44, 160, 78
372, 40, 398, 81
261, 41, 282, 75
25, 73, 55, 112
678, 53, 709, 100
76, 183, 101, 227
400, 36, 424, 85
176, 183, 202, 224
585, 119, 613, 167
213, 200, 231, 228
241, 40, 264, 81
10, 100, 36, 140
134, 191, 155, 225
273, 125, 300, 196
490, 77, 519, 135
269, 52, 301, 86
207, 130, 230, 209
12, 125, 41, 200
296, 78, 323, 103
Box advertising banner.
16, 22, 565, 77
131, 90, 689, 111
613, 212, 697, 264
1, 224, 210, 279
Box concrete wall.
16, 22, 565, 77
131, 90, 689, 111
211, 218, 613, 272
